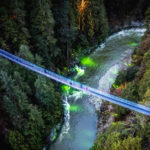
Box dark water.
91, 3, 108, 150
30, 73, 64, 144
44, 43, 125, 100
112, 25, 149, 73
50, 28, 145, 150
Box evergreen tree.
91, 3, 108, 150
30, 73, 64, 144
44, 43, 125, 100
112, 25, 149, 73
30, 0, 58, 67
90, 0, 109, 42
0, 1, 30, 52
52, 0, 76, 64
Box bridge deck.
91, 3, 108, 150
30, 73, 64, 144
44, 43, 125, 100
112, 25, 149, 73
0, 48, 150, 116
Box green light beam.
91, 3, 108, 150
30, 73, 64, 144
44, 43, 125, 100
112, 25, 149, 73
81, 57, 96, 67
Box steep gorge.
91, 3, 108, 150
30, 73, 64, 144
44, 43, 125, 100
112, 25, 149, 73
0, 0, 150, 149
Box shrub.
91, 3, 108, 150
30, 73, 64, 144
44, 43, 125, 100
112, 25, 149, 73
9, 130, 29, 150
116, 106, 130, 119
137, 122, 150, 149
115, 81, 139, 119
139, 65, 150, 99
121, 81, 139, 102
91, 132, 142, 150
126, 65, 139, 82
114, 71, 127, 87
143, 49, 150, 63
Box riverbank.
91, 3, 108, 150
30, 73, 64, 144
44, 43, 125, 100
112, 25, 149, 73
91, 30, 150, 149
97, 45, 138, 134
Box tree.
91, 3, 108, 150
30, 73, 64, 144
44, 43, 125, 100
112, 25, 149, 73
34, 76, 63, 121
91, 132, 142, 150
90, 0, 109, 42
52, 0, 76, 64
0, 1, 30, 51
30, 0, 58, 67
77, 0, 90, 31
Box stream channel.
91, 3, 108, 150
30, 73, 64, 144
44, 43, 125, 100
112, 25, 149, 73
50, 28, 146, 150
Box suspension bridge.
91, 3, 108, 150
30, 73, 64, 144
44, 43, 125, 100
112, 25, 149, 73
0, 48, 150, 116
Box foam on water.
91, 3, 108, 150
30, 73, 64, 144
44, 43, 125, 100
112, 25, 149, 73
95, 28, 146, 52
58, 97, 70, 141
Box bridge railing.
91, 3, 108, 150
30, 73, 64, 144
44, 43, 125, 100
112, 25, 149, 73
1, 48, 150, 116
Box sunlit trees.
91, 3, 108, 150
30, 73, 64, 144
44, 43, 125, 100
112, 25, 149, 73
77, 0, 90, 31
91, 128, 142, 150
76, 0, 109, 47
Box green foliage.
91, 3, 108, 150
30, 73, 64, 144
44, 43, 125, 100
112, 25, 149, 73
0, 1, 30, 51
115, 81, 139, 118
34, 75, 62, 116
90, 0, 109, 41
136, 121, 150, 149
114, 71, 127, 86
143, 49, 150, 64
91, 132, 142, 150
24, 106, 45, 150
0, 47, 63, 149
116, 106, 130, 119
114, 65, 139, 87
0, 0, 114, 149
52, 0, 77, 64
2, 95, 19, 119
9, 130, 29, 150
91, 120, 142, 150
121, 81, 139, 102
8, 106, 46, 150
126, 65, 139, 82
18, 45, 34, 62
139, 61, 150, 99
142, 88, 150, 104
30, 0, 58, 67
35, 76, 54, 107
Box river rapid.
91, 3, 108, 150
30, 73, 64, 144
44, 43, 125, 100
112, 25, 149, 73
50, 28, 146, 150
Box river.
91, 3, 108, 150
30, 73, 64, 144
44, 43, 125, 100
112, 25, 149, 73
50, 28, 145, 150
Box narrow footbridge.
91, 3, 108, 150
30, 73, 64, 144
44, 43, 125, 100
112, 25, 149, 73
0, 48, 150, 116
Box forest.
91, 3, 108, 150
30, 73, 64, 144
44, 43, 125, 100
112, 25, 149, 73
0, 0, 150, 150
